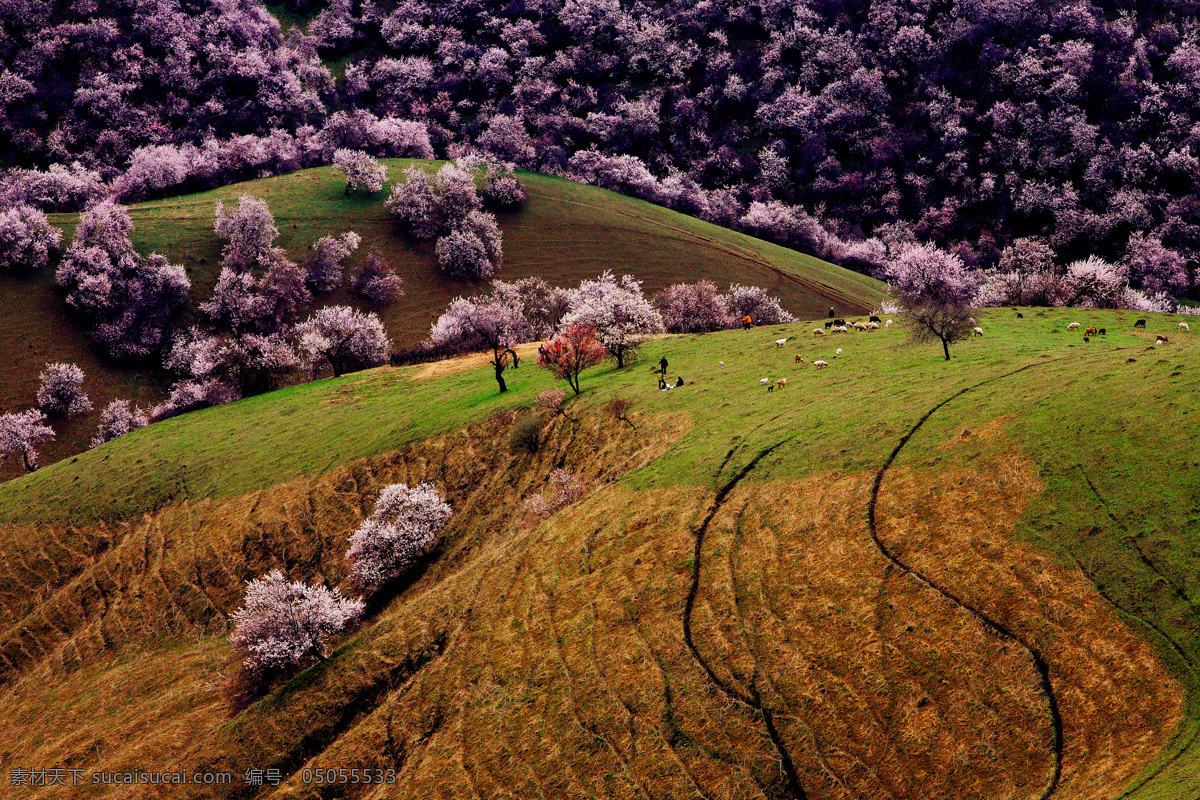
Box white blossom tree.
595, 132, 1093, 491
333, 149, 387, 194
296, 305, 391, 377
229, 570, 364, 673
560, 270, 663, 368
90, 400, 149, 448
347, 483, 453, 589
36, 362, 93, 418
0, 203, 62, 273
0, 409, 55, 472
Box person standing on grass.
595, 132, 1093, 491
742, 315, 753, 330
659, 356, 668, 375
829, 306, 836, 318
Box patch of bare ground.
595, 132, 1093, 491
407, 342, 547, 381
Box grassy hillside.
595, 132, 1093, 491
2, 307, 1199, 799
0, 161, 883, 477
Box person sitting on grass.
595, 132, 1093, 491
675, 375, 684, 388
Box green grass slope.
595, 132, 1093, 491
1, 307, 1199, 799
1, 161, 882, 476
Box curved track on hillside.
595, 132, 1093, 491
865, 363, 1063, 800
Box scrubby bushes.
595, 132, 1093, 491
333, 149, 387, 194
0, 204, 62, 273
55, 202, 191, 360
36, 363, 92, 418
524, 469, 587, 520
351, 251, 405, 307
509, 416, 543, 455
91, 400, 149, 448
305, 232, 361, 293
0, 409, 55, 472
346, 483, 453, 589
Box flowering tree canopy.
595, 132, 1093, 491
0, 409, 55, 472
350, 251, 405, 307
885, 245, 979, 360
214, 196, 279, 271
426, 294, 534, 392
654, 280, 733, 334
296, 305, 391, 377
560, 271, 663, 368
537, 322, 607, 395
346, 483, 453, 589
90, 400, 149, 448
306, 232, 361, 293
36, 362, 93, 418
0, 204, 62, 273
726, 284, 795, 326
229, 570, 364, 674
333, 149, 387, 194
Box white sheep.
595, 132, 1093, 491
885, 319, 893, 328
776, 338, 788, 347
813, 328, 825, 336
973, 327, 984, 336
1067, 322, 1080, 330
853, 321, 868, 331
835, 348, 843, 357
867, 321, 879, 330
831, 325, 849, 333
968, 316, 976, 326
1180, 322, 1190, 332
760, 377, 770, 385
719, 361, 725, 366
813, 360, 828, 368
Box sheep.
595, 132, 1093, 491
1135, 319, 1147, 328
1098, 328, 1106, 335
831, 325, 849, 334
1067, 322, 1081, 331
777, 378, 788, 389
813, 328, 826, 336
813, 360, 829, 368
867, 321, 880, 330
833, 318, 846, 326
776, 338, 789, 347
973, 327, 984, 336
824, 320, 834, 329
885, 319, 893, 328
767, 385, 774, 392
853, 322, 869, 331
1016, 312, 1024, 318
836, 348, 843, 357
1085, 327, 1098, 335
719, 361, 725, 366
794, 354, 804, 362
1180, 322, 1190, 332
968, 316, 976, 326
760, 377, 770, 385
1084, 336, 1090, 343
1157, 334, 1170, 343
869, 315, 881, 323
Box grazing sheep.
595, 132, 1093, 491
1180, 322, 1190, 332
1155, 340, 1163, 347
760, 377, 770, 385
973, 327, 984, 336
794, 354, 804, 362
813, 328, 826, 336
869, 315, 881, 323
833, 318, 846, 327
853, 322, 868, 331
885, 319, 893, 328
767, 385, 774, 392
968, 316, 976, 326
867, 321, 880, 330
1135, 319, 1146, 328
1157, 334, 1170, 343
1067, 322, 1081, 330
777, 378, 788, 388
824, 321, 834, 329
719, 361, 725, 366
776, 338, 790, 347
1017, 312, 1024, 318
836, 348, 843, 356
1084, 336, 1090, 343
814, 360, 829, 368
831, 325, 849, 333
1085, 327, 1098, 335
1098, 328, 1106, 335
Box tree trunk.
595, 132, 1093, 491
22, 449, 36, 473
942, 337, 951, 361
494, 359, 508, 392
569, 374, 581, 395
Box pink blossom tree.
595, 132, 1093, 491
90, 400, 149, 448
885, 244, 979, 360
36, 362, 93, 418
350, 250, 405, 307
305, 232, 361, 293
435, 226, 496, 280
213, 196, 279, 271
1124, 233, 1188, 296
654, 280, 734, 333
481, 169, 528, 209
0, 409, 55, 472
332, 149, 387, 194
537, 323, 607, 395
426, 294, 534, 392
524, 468, 587, 519
346, 483, 453, 589
229, 570, 364, 673
385, 167, 441, 240
724, 284, 795, 327
560, 271, 663, 368
0, 204, 62, 273
296, 306, 391, 377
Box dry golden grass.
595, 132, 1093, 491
0, 412, 1180, 800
